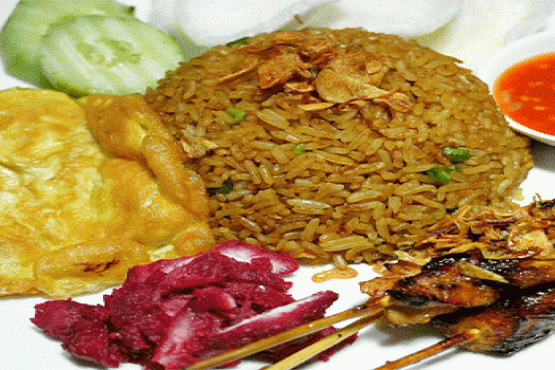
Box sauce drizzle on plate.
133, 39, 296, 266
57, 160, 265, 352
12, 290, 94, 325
493, 52, 555, 136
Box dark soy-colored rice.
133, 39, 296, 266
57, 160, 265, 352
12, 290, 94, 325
145, 28, 533, 266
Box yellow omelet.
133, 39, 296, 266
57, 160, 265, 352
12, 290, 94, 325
0, 89, 213, 298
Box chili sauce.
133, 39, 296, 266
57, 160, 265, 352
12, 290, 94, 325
493, 52, 555, 136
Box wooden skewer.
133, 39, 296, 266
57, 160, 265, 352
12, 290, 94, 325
373, 329, 482, 370
185, 296, 389, 370
261, 306, 386, 370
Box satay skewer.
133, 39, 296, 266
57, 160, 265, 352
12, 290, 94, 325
261, 307, 386, 370
265, 327, 482, 370
185, 296, 389, 370
373, 329, 482, 370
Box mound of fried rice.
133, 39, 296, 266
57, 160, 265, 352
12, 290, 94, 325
145, 28, 533, 266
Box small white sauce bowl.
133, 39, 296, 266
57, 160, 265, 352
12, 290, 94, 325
477, 31, 555, 147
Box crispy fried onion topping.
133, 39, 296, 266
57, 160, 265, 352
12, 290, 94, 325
397, 199, 555, 264
253, 37, 411, 112
258, 53, 313, 89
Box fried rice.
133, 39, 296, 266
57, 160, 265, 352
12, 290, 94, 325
144, 28, 533, 266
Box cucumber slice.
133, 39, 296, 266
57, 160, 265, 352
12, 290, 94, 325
39, 15, 184, 97
0, 0, 135, 88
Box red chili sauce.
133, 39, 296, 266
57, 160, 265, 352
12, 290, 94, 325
493, 52, 555, 136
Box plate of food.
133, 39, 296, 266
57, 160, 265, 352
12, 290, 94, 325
2, 1, 555, 370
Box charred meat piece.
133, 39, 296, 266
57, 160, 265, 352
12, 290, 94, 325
361, 252, 504, 325
475, 258, 555, 288
361, 250, 555, 326
433, 285, 555, 355
387, 252, 504, 308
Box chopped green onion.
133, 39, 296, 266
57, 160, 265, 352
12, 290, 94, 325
208, 181, 234, 195
226, 107, 246, 123
443, 147, 470, 163
226, 37, 249, 46
292, 143, 306, 156
449, 164, 462, 173
426, 167, 452, 184
425, 148, 468, 184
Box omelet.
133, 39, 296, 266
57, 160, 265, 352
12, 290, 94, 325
0, 89, 213, 298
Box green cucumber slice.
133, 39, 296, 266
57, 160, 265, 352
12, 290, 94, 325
0, 0, 135, 87
39, 15, 184, 97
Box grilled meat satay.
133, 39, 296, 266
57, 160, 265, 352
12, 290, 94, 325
365, 251, 555, 369
433, 285, 555, 355
361, 250, 555, 325
361, 251, 503, 325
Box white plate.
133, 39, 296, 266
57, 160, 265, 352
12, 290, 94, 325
478, 31, 555, 147
2, 1, 555, 370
